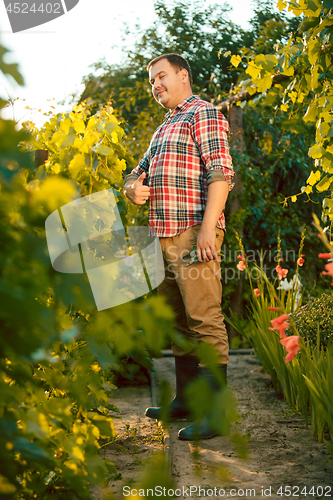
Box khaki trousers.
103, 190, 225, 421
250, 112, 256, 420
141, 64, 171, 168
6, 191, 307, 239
157, 225, 229, 365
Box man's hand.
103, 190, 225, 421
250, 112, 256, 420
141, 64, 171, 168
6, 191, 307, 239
196, 225, 219, 263
124, 173, 150, 205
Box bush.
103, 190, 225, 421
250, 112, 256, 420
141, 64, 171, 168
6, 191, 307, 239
291, 293, 333, 349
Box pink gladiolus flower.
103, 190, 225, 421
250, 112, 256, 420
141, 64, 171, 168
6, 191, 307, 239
254, 288, 260, 297
237, 254, 246, 262
318, 253, 333, 259
276, 265, 288, 280
269, 313, 289, 339
279, 335, 301, 363
322, 262, 333, 285
237, 261, 246, 271
297, 255, 305, 266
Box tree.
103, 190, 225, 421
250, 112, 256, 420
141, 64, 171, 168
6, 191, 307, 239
229, 0, 333, 228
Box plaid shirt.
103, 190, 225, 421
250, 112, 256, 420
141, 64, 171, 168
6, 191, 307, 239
125, 95, 234, 237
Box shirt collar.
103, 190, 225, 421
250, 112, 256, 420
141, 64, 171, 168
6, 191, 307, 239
164, 95, 200, 120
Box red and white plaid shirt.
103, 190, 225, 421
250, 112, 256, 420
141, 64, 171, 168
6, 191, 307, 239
125, 95, 234, 237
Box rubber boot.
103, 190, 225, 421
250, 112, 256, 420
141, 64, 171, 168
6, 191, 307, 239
178, 364, 227, 440
145, 355, 199, 421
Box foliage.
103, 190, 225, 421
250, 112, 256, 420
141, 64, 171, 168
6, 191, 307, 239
291, 293, 333, 348
229, 0, 333, 227
0, 35, 177, 498
226, 230, 306, 390
122, 0, 245, 94
227, 227, 333, 457
223, 97, 323, 308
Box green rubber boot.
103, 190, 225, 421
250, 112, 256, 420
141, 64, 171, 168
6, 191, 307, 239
178, 364, 228, 440
145, 355, 199, 421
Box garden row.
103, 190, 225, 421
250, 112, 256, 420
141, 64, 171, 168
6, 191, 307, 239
228, 227, 333, 458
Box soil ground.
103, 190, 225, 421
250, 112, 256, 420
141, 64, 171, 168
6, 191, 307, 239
92, 355, 333, 500
90, 384, 165, 500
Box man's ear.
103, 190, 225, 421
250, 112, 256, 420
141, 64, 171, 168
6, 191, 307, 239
181, 68, 189, 83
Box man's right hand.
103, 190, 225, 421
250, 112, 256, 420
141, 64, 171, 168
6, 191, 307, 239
124, 172, 150, 205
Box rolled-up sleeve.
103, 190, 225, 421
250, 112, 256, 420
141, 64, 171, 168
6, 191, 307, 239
191, 105, 235, 191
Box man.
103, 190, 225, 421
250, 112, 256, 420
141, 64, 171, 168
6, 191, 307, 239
124, 53, 234, 440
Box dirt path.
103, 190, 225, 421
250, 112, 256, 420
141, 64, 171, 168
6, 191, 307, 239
157, 355, 333, 500
92, 355, 333, 499
90, 385, 165, 499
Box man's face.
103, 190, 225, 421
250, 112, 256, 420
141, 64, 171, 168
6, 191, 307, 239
149, 58, 189, 110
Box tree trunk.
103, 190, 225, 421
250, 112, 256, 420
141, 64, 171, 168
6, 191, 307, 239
227, 104, 244, 344
35, 149, 48, 167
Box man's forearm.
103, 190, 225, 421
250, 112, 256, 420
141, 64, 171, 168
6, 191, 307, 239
196, 180, 229, 262
201, 180, 229, 229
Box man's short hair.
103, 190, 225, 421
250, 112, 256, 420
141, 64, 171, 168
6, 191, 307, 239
147, 53, 193, 87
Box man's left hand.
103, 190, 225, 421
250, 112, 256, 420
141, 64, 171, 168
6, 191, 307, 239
196, 226, 218, 263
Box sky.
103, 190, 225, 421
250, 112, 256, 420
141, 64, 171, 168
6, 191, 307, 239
0, 0, 256, 128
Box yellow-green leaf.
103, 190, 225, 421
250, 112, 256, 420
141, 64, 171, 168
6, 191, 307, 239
69, 154, 86, 179
322, 156, 333, 173
61, 129, 76, 147
87, 117, 97, 129
60, 118, 72, 134
254, 54, 277, 72
311, 65, 320, 91
307, 38, 322, 66
307, 170, 321, 186
230, 55, 242, 68
31, 177, 77, 212
301, 185, 313, 194
0, 43, 24, 85
245, 61, 261, 80
303, 102, 317, 123
71, 446, 85, 462
316, 175, 332, 192
73, 119, 85, 134
256, 73, 273, 93
277, 0, 287, 11
308, 144, 325, 159
93, 145, 113, 156
104, 121, 118, 135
